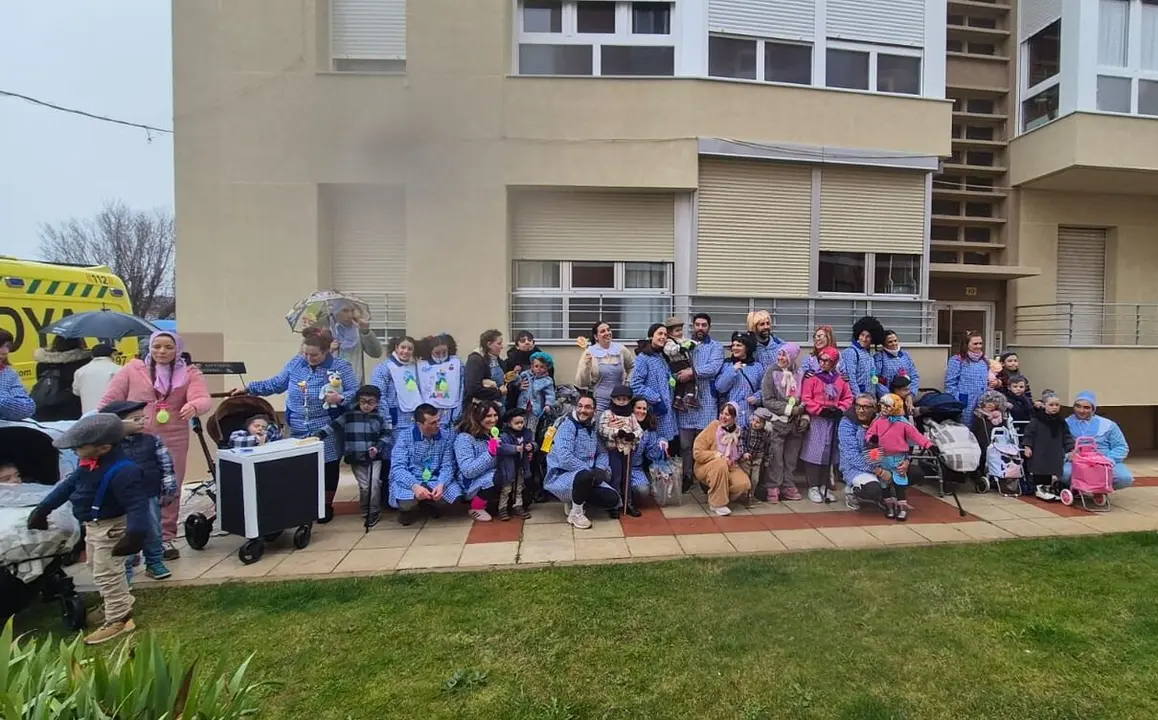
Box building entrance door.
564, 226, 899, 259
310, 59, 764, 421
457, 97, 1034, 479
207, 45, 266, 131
935, 302, 995, 353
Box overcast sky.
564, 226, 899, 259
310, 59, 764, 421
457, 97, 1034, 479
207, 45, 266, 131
0, 0, 173, 258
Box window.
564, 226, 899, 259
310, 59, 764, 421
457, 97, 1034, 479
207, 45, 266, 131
1026, 20, 1061, 87
511, 260, 672, 341
1099, 0, 1130, 67
826, 48, 869, 89
877, 54, 920, 94
766, 42, 812, 85
818, 252, 866, 293
1097, 75, 1133, 111
1141, 79, 1158, 115
709, 36, 757, 79
1145, 0, 1158, 70
818, 252, 922, 296
516, 1, 675, 76
873, 254, 921, 295
686, 297, 931, 344
330, 0, 406, 72
1023, 84, 1059, 131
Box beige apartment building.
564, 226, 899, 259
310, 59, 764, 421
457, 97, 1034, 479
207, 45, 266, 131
172, 0, 1158, 445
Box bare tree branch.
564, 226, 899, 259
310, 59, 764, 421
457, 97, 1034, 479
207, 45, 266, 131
38, 200, 175, 318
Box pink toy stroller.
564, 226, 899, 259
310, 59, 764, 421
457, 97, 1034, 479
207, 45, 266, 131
1060, 437, 1114, 512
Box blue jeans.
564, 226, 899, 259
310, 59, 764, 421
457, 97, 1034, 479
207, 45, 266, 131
124, 497, 165, 573
1061, 461, 1134, 490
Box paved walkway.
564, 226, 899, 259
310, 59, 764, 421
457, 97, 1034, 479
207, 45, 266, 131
64, 456, 1158, 589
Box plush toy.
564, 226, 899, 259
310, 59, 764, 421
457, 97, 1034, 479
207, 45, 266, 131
988, 358, 1003, 388
320, 371, 343, 409
488, 426, 500, 456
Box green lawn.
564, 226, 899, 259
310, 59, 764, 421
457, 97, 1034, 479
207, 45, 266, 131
19, 533, 1158, 719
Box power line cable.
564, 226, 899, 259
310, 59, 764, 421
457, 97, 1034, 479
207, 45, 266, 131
0, 89, 172, 137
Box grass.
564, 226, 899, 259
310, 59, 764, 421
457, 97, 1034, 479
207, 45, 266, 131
18, 533, 1158, 719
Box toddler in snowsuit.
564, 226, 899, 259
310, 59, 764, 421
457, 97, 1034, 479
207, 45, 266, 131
496, 408, 535, 520
664, 336, 700, 411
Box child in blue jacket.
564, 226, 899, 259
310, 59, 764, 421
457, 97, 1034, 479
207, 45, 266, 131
496, 408, 535, 520
28, 413, 149, 646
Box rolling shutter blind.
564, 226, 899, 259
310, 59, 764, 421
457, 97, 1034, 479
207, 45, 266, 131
708, 0, 815, 41
697, 158, 812, 296
332, 0, 406, 60
511, 191, 675, 261
819, 168, 925, 254
1019, 0, 1062, 40
1056, 227, 1106, 344
331, 185, 407, 329
827, 0, 925, 46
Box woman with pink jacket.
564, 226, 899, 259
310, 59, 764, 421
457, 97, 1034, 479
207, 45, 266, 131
100, 331, 211, 559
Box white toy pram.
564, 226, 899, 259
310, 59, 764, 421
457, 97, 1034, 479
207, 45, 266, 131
980, 424, 1023, 497
0, 420, 87, 631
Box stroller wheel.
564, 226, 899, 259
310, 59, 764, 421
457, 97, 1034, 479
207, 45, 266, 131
185, 513, 212, 550
974, 476, 990, 493
62, 594, 86, 631
263, 530, 284, 543
1092, 493, 1109, 507
1059, 488, 1075, 506
238, 539, 264, 565
293, 524, 312, 550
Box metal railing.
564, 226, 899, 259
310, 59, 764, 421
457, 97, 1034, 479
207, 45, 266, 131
1014, 303, 1158, 346
357, 292, 408, 341
511, 294, 936, 345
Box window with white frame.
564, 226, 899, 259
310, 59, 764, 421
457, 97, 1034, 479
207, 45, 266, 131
1095, 0, 1158, 115
511, 260, 673, 342
516, 1, 676, 76
1021, 20, 1060, 130
687, 297, 933, 344
824, 42, 922, 95
817, 252, 922, 297
707, 35, 813, 85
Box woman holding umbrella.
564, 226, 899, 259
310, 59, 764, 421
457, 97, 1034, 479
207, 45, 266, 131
233, 328, 357, 523
100, 330, 212, 558
323, 300, 381, 385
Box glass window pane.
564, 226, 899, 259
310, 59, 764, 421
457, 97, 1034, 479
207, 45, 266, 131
765, 42, 812, 84
708, 36, 757, 80
1144, 1, 1158, 70
572, 262, 615, 288
826, 49, 870, 90
511, 297, 564, 340
518, 44, 594, 75
813, 299, 869, 335
514, 261, 561, 288
1098, 0, 1130, 67
870, 300, 928, 344
877, 54, 920, 94
1027, 20, 1061, 86
624, 262, 668, 289
1022, 85, 1059, 131
632, 2, 671, 34
577, 1, 616, 33
1139, 79, 1158, 115
817, 251, 866, 293
523, 0, 562, 33
873, 254, 921, 296
1097, 75, 1132, 112
601, 46, 675, 76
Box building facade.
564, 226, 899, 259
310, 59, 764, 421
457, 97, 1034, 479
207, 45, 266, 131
173, 0, 1158, 444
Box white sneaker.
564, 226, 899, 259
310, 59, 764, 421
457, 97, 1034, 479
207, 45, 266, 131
567, 502, 592, 530
844, 490, 860, 510
808, 486, 824, 503
1035, 485, 1058, 502
711, 505, 732, 516
469, 507, 492, 522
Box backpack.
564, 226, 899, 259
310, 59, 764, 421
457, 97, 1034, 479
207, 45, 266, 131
30, 366, 67, 413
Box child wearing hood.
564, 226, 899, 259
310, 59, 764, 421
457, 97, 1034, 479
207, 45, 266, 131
599, 384, 644, 516
865, 393, 934, 520
1020, 389, 1074, 501
496, 408, 535, 520
759, 342, 808, 502
516, 352, 557, 431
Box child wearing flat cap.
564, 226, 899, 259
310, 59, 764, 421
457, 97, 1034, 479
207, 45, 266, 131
28, 413, 149, 646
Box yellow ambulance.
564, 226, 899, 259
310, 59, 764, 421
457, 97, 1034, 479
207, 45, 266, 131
0, 257, 139, 389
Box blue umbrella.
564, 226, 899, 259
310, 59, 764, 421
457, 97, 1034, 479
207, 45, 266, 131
45, 309, 158, 340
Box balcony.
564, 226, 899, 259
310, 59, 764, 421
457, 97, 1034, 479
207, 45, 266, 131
1012, 303, 1158, 405
1009, 113, 1158, 194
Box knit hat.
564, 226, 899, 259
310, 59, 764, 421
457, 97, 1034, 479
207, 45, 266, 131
818, 345, 840, 363
752, 407, 773, 422
664, 316, 685, 330
100, 400, 147, 418
52, 413, 125, 449
611, 384, 632, 399
1074, 390, 1097, 408
646, 323, 666, 340
889, 375, 912, 391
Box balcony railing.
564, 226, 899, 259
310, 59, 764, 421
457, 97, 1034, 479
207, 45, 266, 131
357, 292, 407, 342
511, 294, 936, 345
1014, 303, 1158, 346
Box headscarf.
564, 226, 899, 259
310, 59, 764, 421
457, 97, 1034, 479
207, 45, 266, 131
145, 331, 188, 397
775, 342, 801, 397
716, 402, 742, 463
329, 302, 362, 352
815, 346, 840, 388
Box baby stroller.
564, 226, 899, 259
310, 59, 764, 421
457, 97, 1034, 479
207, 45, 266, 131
913, 390, 978, 509
982, 424, 1023, 497
0, 419, 87, 631
1060, 437, 1114, 511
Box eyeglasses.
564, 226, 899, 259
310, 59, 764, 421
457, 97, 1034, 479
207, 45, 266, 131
855, 404, 875, 410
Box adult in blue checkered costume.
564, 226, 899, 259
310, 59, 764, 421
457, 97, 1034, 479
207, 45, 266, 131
389, 403, 457, 525
840, 316, 886, 396
544, 394, 615, 530
0, 329, 35, 421
371, 335, 420, 431
241, 328, 357, 523
631, 323, 678, 442
714, 331, 765, 429
452, 400, 505, 522
631, 398, 669, 495
748, 310, 786, 370
415, 334, 465, 431
673, 314, 724, 491
874, 329, 920, 399
944, 330, 994, 423
802, 325, 847, 377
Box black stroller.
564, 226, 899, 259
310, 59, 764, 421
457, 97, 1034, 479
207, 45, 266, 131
910, 388, 974, 516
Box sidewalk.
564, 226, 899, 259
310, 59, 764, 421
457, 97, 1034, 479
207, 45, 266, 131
65, 456, 1158, 589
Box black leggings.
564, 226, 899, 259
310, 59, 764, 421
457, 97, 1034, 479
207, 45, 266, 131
324, 460, 341, 505
572, 469, 620, 510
